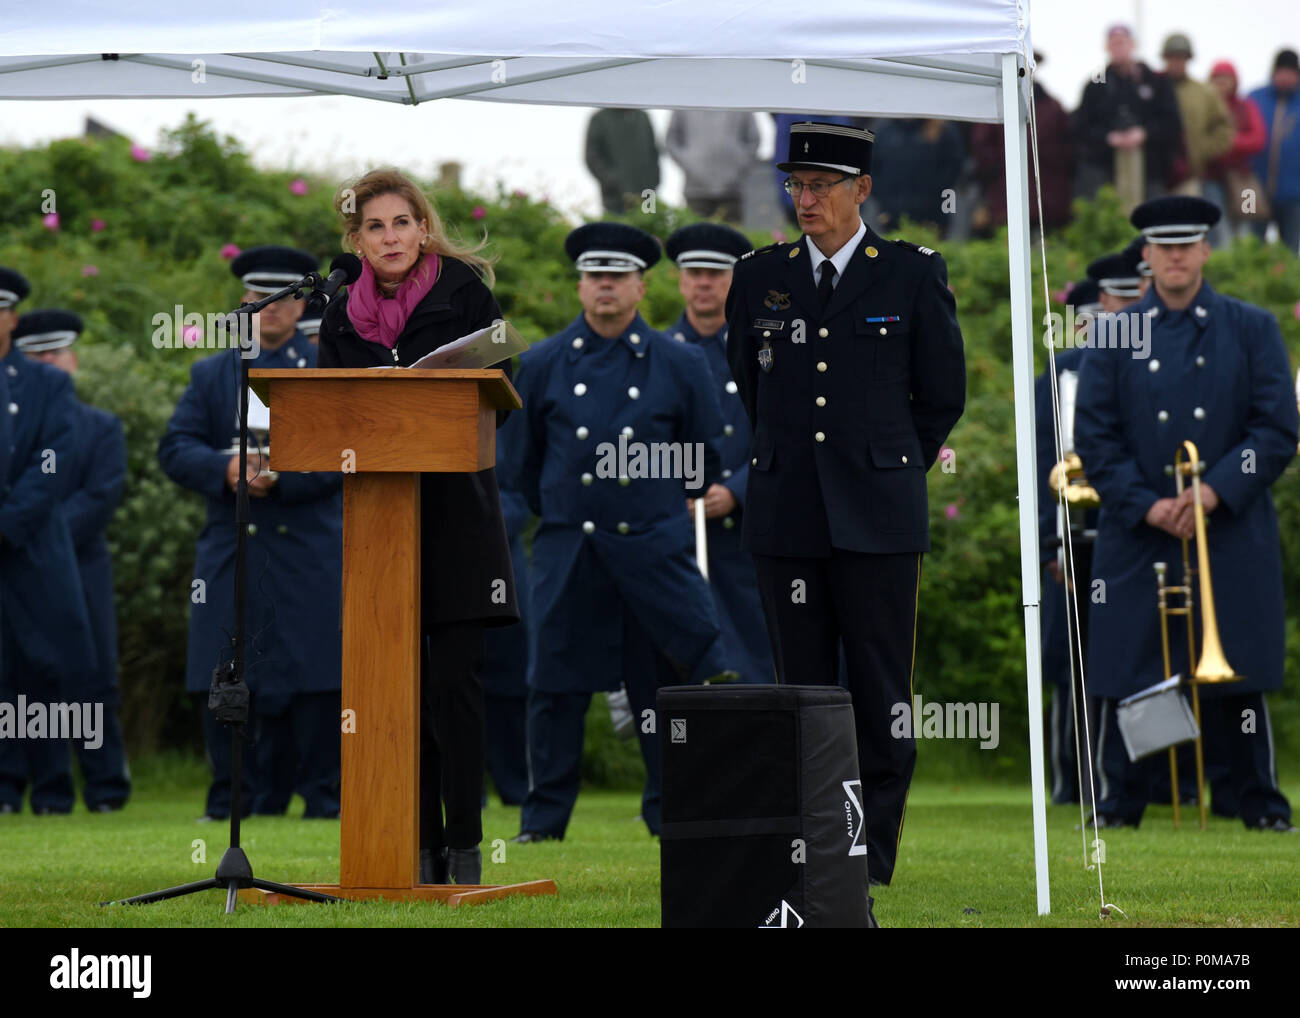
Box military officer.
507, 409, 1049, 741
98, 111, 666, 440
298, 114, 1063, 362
158, 246, 344, 821
13, 311, 131, 811
725, 122, 967, 887
664, 223, 774, 685
1076, 196, 1298, 831
0, 269, 97, 814
504, 222, 731, 842
1038, 279, 1100, 806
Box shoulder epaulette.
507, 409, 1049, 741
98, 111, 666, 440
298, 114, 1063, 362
739, 243, 781, 262
894, 239, 939, 257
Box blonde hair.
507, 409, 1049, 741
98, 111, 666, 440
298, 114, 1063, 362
335, 168, 496, 287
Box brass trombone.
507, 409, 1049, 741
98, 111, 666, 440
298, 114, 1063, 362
1152, 439, 1242, 830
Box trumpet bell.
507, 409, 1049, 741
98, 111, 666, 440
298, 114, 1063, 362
1049, 452, 1102, 509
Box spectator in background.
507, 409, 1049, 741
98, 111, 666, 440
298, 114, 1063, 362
1205, 61, 1269, 246
665, 111, 760, 223
1249, 49, 1300, 253
585, 108, 660, 215
970, 58, 1074, 235
863, 119, 966, 238
1074, 25, 1183, 212
1160, 34, 1234, 197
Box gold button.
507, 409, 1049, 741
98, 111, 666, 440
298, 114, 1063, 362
815, 396, 826, 407
816, 361, 827, 372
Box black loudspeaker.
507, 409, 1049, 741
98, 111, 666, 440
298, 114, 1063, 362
657, 684, 870, 928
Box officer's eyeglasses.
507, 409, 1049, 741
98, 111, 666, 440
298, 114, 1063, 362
783, 175, 854, 199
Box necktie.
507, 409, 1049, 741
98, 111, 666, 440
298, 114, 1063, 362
818, 262, 837, 310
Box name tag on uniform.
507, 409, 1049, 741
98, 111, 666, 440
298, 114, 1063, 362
753, 318, 785, 332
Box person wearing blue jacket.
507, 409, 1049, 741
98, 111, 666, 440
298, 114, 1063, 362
1249, 49, 1300, 253
504, 223, 733, 843
0, 268, 97, 814
14, 310, 130, 811
158, 247, 343, 821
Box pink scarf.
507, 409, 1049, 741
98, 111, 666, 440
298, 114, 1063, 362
346, 252, 440, 349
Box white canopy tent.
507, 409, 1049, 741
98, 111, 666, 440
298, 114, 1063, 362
1, 0, 1052, 914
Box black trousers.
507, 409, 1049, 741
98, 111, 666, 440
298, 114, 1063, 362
420, 622, 486, 851
752, 550, 922, 886
254, 691, 341, 818
484, 693, 528, 805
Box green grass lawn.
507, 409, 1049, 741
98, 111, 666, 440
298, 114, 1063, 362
1, 754, 1296, 928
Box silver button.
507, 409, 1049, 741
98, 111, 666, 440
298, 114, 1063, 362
7, 403, 17, 415
621, 426, 634, 438
627, 386, 640, 399
247, 524, 258, 536
1194, 406, 1206, 420
573, 383, 587, 396
581, 472, 593, 486
901, 455, 908, 464
1148, 359, 1160, 372
572, 337, 584, 349
1195, 306, 1207, 317
618, 475, 630, 487
297, 358, 307, 368
818, 327, 828, 338
752, 457, 758, 466
1196, 356, 1205, 367
582, 521, 595, 534
276, 524, 288, 535
721, 469, 733, 479
815, 431, 825, 442
816, 361, 827, 373
5, 366, 15, 377
1157, 410, 1169, 422
1165, 464, 1175, 476
674, 332, 685, 342
1150, 307, 1159, 317
816, 396, 826, 407
762, 330, 771, 338
725, 380, 738, 395
723, 517, 735, 530
629, 333, 640, 344
879, 327, 887, 335
617, 521, 629, 534
724, 424, 734, 436
576, 426, 590, 440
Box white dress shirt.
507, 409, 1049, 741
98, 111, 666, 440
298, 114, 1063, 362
805, 218, 867, 290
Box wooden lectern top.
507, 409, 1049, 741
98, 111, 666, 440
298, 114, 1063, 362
249, 367, 522, 474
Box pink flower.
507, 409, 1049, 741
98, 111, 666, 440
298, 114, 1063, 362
90, 218, 106, 233
130, 143, 151, 162
945, 504, 959, 520
512, 189, 527, 199
182, 324, 201, 347
43, 212, 60, 230
220, 244, 241, 260
289, 178, 308, 196
81, 264, 99, 277
940, 445, 953, 460
471, 205, 486, 220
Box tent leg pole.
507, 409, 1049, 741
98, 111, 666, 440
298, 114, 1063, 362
1002, 50, 1050, 917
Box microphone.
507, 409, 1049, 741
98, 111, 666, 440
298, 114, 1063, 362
303, 254, 363, 316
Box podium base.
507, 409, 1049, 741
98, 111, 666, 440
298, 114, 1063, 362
238, 880, 557, 907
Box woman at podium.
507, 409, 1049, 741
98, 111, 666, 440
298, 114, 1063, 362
317, 169, 519, 884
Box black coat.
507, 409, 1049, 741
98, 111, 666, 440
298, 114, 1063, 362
317, 256, 519, 630
725, 228, 966, 557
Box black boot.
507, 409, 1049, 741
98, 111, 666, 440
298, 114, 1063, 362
446, 847, 482, 884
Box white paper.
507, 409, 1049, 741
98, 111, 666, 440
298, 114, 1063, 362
408, 320, 528, 369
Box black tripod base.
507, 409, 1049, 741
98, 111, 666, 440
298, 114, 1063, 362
102, 845, 342, 912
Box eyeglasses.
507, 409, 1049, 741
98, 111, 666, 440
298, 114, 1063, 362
782, 175, 853, 199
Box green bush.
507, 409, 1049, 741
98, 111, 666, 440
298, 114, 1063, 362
2, 121, 1297, 782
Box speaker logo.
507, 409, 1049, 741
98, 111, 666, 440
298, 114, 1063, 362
842, 779, 866, 856
670, 718, 687, 743
759, 900, 804, 928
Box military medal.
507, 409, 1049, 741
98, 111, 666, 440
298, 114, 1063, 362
763, 291, 791, 311
758, 341, 774, 373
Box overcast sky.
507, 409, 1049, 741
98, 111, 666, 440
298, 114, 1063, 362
0, 0, 1292, 220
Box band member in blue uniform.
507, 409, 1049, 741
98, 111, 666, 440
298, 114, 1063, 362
159, 246, 343, 821
0, 268, 97, 814
726, 123, 967, 886
1087, 250, 1143, 312
664, 223, 774, 685
505, 222, 732, 842
14, 311, 131, 811
1076, 196, 1298, 830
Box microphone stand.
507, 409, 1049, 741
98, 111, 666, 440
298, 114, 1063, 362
105, 278, 341, 913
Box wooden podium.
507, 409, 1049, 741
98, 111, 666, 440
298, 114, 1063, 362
244, 368, 555, 907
